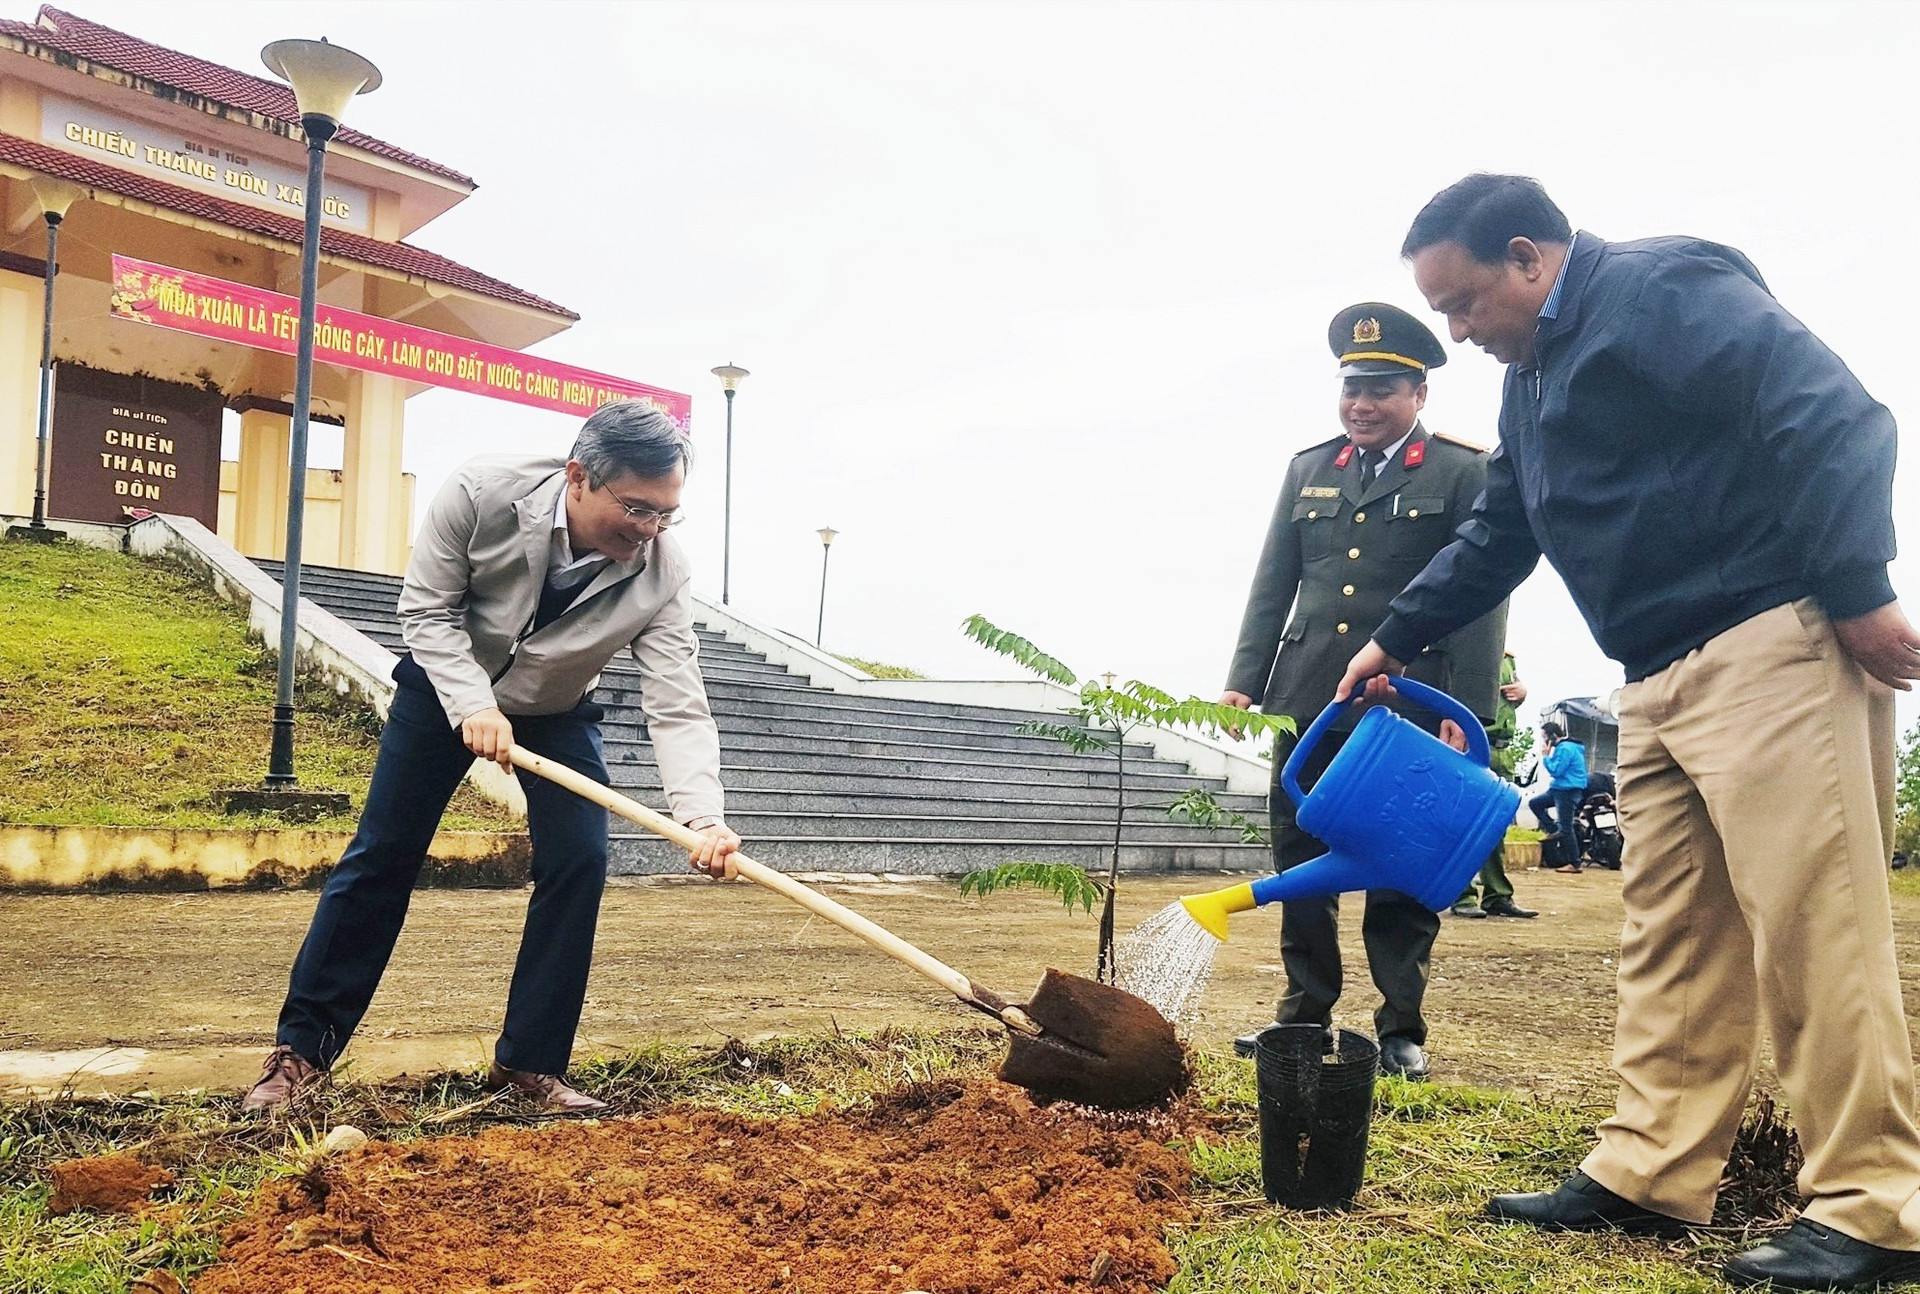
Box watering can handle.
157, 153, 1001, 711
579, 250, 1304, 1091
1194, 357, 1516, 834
1281, 675, 1492, 807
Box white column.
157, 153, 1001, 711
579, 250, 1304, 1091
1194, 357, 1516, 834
0, 269, 43, 519
233, 405, 291, 559
338, 370, 408, 574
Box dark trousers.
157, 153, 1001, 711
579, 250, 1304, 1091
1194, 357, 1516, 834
276, 678, 612, 1074
1268, 729, 1438, 1045
1530, 788, 1585, 867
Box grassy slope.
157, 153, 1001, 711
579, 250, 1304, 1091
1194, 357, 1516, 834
0, 540, 513, 833
834, 653, 928, 680
0, 1031, 1813, 1293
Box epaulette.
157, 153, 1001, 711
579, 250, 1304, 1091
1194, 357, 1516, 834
1428, 430, 1490, 453
1292, 433, 1349, 460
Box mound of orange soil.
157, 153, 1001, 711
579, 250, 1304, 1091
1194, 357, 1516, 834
47, 1154, 172, 1215
195, 1081, 1191, 1293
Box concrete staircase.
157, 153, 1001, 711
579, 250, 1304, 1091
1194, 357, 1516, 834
258, 561, 1269, 875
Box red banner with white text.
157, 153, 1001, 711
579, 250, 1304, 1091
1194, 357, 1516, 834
108, 255, 691, 428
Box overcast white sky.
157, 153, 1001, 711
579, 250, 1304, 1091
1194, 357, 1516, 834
93, 0, 1920, 738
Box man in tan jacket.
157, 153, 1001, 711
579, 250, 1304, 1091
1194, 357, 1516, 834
245, 401, 739, 1113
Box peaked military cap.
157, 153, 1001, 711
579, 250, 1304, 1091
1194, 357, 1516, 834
1329, 302, 1448, 378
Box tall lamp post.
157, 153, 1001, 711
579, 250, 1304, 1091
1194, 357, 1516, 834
815, 527, 838, 647
260, 37, 380, 789
710, 363, 748, 604
6, 178, 84, 545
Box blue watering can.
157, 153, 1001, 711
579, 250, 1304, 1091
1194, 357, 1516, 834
1181, 678, 1521, 940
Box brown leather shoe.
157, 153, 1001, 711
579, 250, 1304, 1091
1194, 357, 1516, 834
483, 1062, 608, 1113
241, 1044, 325, 1113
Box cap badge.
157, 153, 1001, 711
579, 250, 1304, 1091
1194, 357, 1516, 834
1352, 317, 1382, 345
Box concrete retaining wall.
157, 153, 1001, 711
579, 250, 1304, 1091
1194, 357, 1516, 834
0, 824, 529, 891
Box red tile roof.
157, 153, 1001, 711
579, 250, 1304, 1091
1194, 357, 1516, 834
0, 129, 576, 319
0, 6, 474, 186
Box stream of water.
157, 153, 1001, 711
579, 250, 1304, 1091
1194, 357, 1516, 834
1113, 901, 1220, 1027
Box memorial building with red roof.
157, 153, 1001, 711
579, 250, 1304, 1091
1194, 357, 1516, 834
0, 6, 581, 573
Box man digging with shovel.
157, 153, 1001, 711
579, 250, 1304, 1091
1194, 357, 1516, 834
244, 401, 741, 1115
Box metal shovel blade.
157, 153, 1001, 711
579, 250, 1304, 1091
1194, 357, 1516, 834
995, 968, 1188, 1109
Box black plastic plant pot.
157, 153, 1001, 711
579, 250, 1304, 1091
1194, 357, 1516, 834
1254, 1024, 1379, 1210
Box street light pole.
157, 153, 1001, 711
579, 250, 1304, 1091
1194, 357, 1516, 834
7, 180, 82, 545
710, 363, 748, 605
815, 526, 838, 647
261, 37, 380, 789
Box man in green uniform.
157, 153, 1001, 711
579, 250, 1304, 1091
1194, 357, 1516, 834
1221, 303, 1509, 1078
1452, 650, 1539, 918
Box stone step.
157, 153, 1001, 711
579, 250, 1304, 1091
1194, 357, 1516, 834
710, 787, 1269, 819
607, 835, 1263, 875
685, 810, 1245, 844
594, 681, 1070, 731
605, 743, 1211, 786
602, 730, 1169, 771
613, 762, 1234, 797
598, 714, 1157, 759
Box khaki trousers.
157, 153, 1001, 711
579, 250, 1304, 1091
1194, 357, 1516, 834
1580, 600, 1920, 1247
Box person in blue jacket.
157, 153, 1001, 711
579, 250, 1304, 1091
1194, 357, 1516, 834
1528, 721, 1587, 873
1336, 174, 1920, 1290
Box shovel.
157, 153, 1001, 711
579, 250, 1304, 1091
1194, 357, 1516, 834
509, 748, 1186, 1109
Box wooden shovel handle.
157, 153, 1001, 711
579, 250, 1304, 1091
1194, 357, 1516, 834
508, 747, 1038, 1033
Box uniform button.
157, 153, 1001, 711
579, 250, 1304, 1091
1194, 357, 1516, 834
1348, 547, 1361, 559
1307, 510, 1318, 519
1342, 584, 1355, 596
1337, 622, 1350, 634
1407, 508, 1420, 518
1354, 511, 1366, 523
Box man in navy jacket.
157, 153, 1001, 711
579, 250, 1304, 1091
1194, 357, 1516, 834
1337, 174, 1920, 1290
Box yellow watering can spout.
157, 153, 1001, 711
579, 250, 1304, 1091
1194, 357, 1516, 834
1180, 881, 1257, 943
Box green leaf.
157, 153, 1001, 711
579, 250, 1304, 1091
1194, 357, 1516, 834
958, 615, 1077, 686
1019, 720, 1110, 754
1163, 787, 1271, 847
956, 862, 1107, 913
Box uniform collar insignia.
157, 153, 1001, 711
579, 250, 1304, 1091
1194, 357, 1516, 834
1334, 443, 1355, 468
1404, 438, 1426, 468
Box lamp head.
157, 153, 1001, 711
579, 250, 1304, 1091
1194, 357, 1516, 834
29, 177, 86, 223
711, 363, 749, 393
262, 38, 381, 139
817, 527, 839, 548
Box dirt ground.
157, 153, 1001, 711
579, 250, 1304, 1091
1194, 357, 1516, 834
6, 867, 1920, 1103
189, 1081, 1190, 1293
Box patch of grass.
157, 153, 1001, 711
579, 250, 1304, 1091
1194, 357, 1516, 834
1170, 1052, 1781, 1293
0, 540, 514, 833
0, 1029, 1821, 1292
1889, 867, 1920, 901
833, 653, 927, 680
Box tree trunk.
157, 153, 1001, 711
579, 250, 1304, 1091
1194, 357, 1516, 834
1098, 721, 1125, 983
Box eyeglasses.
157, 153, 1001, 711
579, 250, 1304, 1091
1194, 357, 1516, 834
604, 485, 683, 528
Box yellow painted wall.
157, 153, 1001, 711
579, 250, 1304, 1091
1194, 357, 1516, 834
0, 823, 525, 890
216, 460, 413, 571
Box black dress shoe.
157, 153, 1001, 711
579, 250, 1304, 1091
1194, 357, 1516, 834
1724, 1219, 1920, 1290
1378, 1035, 1429, 1079
1486, 1171, 1690, 1237
1483, 896, 1539, 918
1448, 900, 1489, 918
